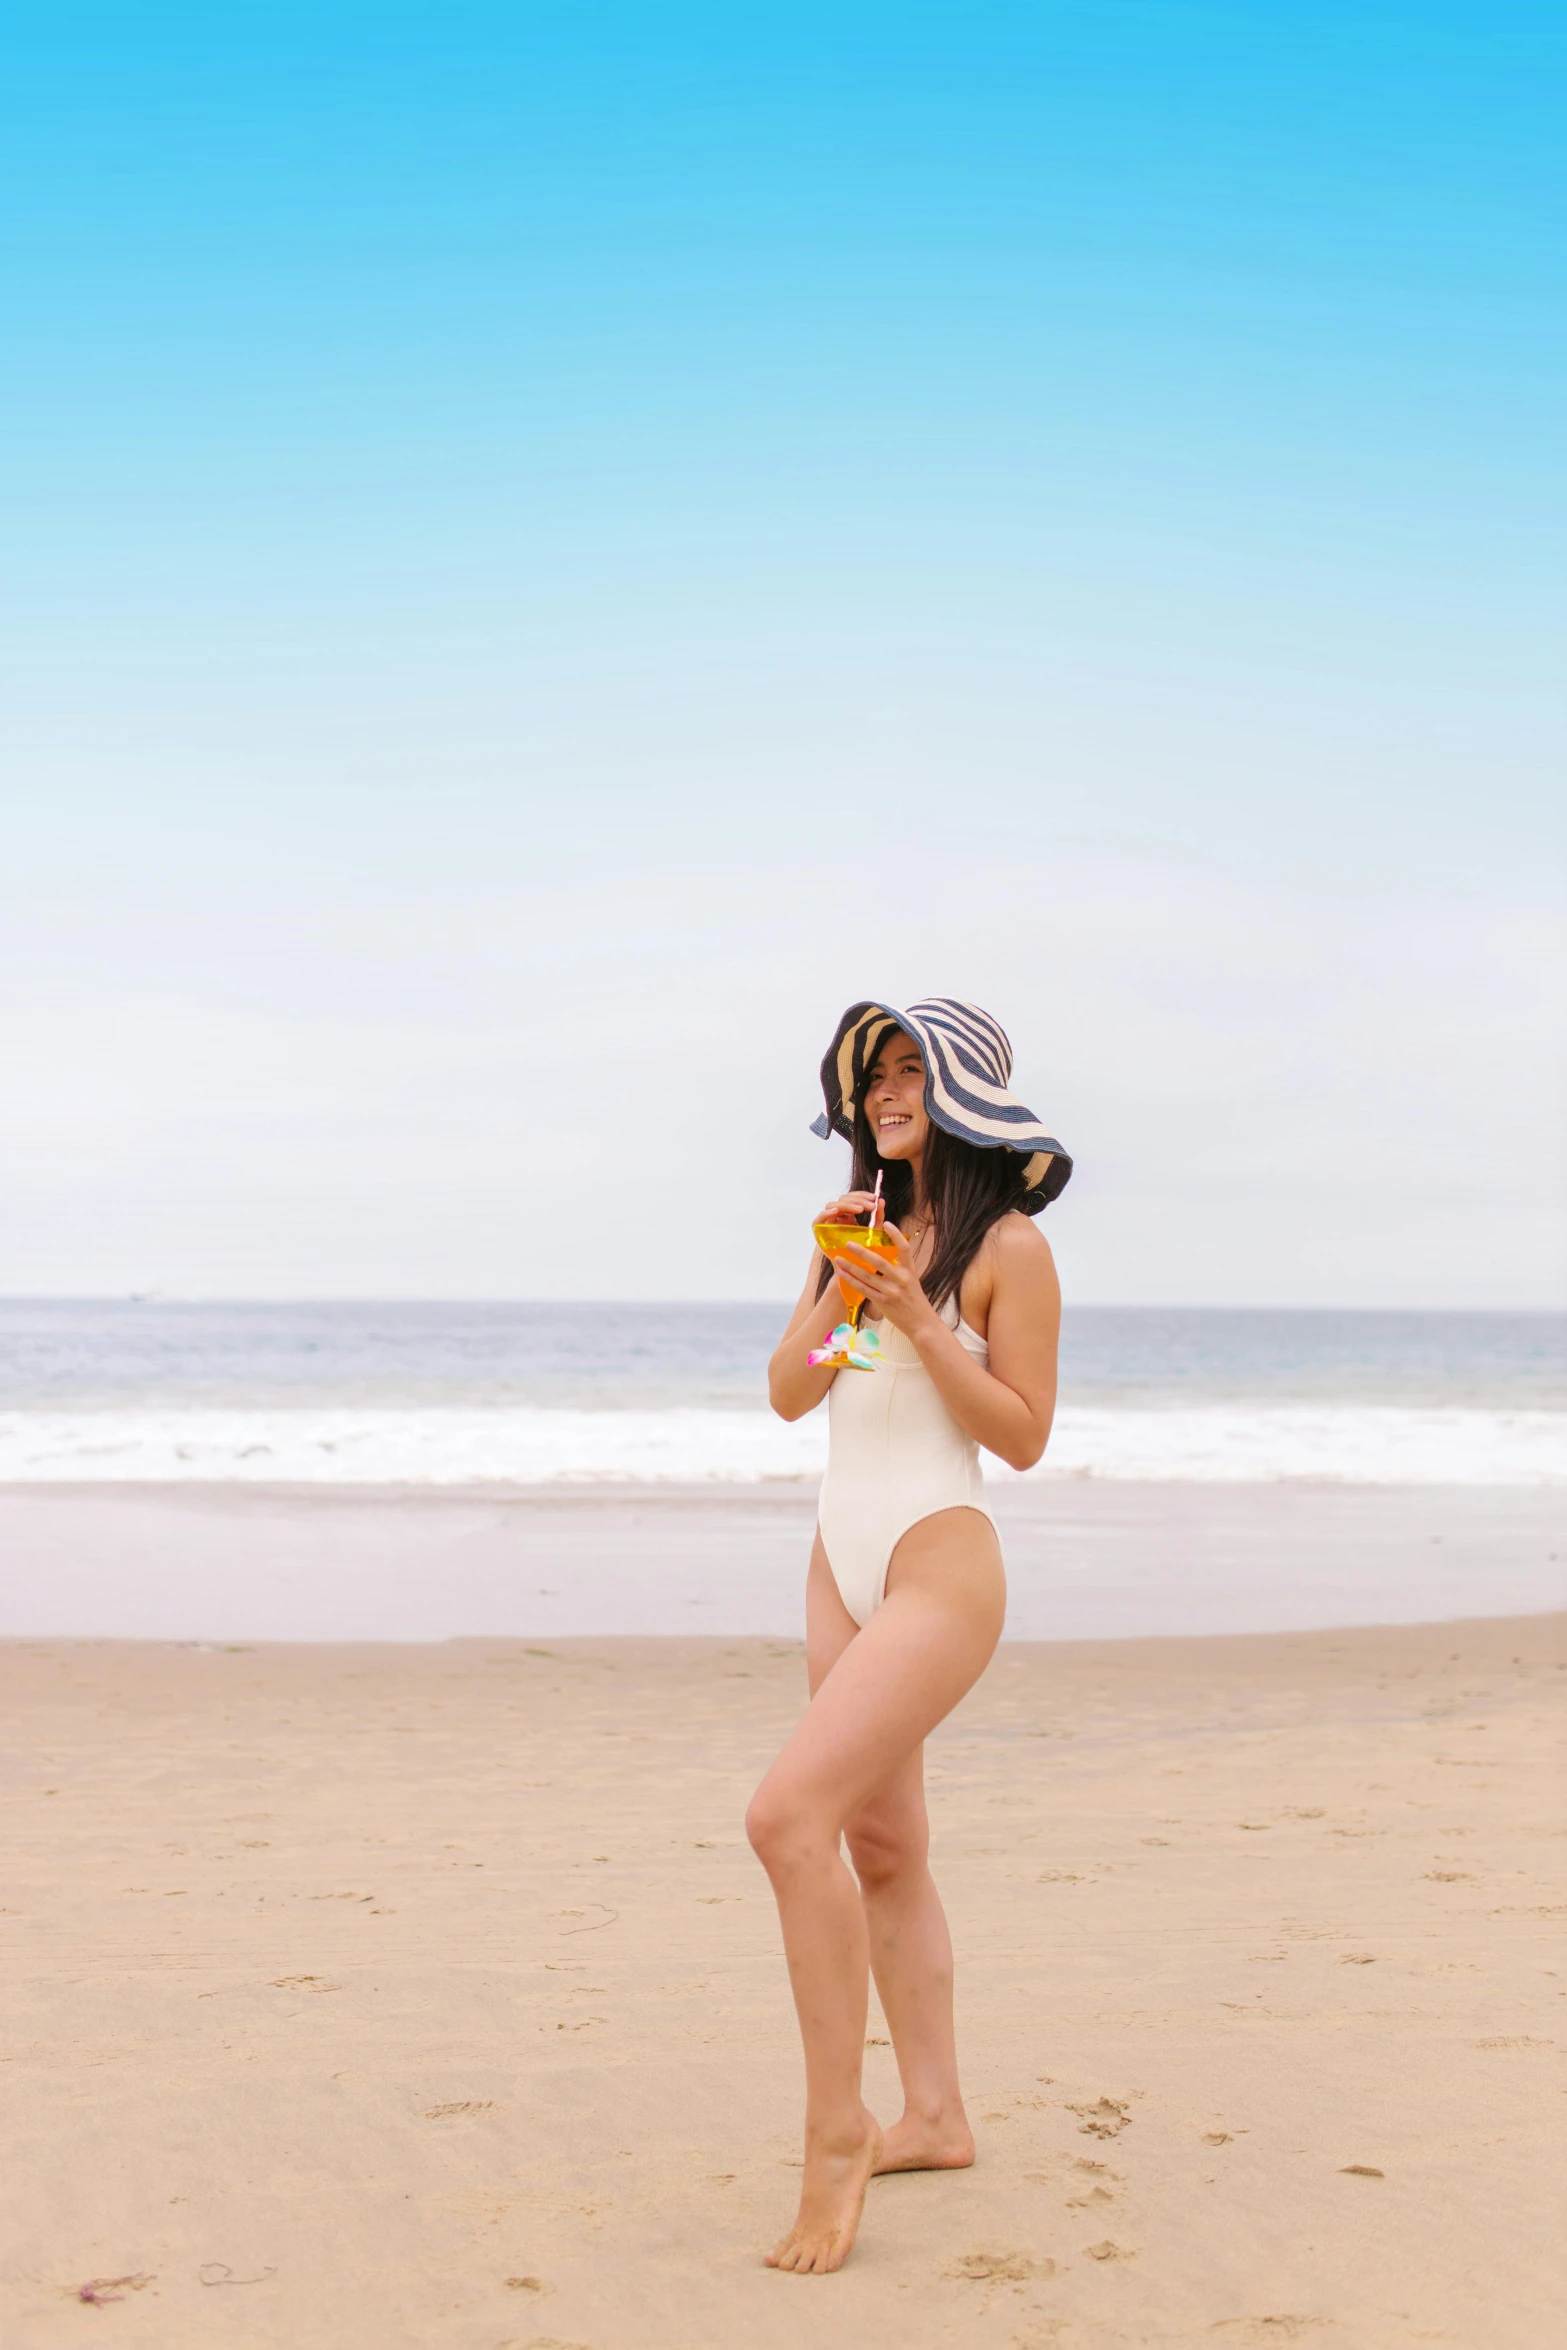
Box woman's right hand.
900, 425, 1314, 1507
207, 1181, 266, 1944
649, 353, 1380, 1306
815, 1192, 881, 1228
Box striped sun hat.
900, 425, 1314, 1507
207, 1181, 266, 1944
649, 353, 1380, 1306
810, 998, 1072, 1211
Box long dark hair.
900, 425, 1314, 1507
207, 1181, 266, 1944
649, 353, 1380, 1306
815, 1100, 1031, 1315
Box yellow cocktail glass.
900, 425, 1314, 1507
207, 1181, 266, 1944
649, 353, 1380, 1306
812, 1220, 898, 1330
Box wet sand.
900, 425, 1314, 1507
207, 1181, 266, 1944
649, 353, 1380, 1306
3, 1611, 1562, 2348
2, 1479, 1562, 1639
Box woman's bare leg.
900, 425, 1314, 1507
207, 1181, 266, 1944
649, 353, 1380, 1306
813, 1513, 994, 2171
847, 1751, 976, 2173
746, 1510, 1004, 2271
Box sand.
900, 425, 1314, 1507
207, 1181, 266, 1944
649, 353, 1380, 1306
3, 1607, 1563, 2349
3, 1480, 1563, 1640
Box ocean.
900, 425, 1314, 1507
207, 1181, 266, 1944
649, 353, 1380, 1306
1, 1300, 1562, 1488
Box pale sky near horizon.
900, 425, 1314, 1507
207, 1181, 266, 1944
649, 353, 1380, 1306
3, 4, 1563, 1307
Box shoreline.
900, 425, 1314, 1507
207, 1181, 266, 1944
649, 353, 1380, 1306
1, 1478, 1561, 1644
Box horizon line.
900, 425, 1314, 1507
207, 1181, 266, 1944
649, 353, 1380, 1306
2, 1295, 1562, 1318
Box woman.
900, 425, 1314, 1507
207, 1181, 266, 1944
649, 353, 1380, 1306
750, 997, 1071, 2274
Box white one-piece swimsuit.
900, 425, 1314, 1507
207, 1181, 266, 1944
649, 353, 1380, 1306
817, 1295, 999, 1628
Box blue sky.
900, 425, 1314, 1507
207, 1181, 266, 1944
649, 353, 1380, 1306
3, 4, 1563, 1302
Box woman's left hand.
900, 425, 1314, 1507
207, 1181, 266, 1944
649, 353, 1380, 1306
831, 1225, 941, 1342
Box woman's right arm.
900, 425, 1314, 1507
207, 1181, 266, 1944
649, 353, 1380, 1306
766, 1192, 877, 1420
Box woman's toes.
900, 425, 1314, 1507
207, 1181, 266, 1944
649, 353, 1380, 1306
766, 2115, 881, 2274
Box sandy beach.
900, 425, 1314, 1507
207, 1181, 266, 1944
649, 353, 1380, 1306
4, 1595, 1562, 2348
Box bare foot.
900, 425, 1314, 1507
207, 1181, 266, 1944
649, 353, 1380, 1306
872, 2109, 976, 2174
766, 2110, 883, 2274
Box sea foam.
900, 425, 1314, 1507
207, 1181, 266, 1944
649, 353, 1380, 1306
0, 1402, 1560, 1486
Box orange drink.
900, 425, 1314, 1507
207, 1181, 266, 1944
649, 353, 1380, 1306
812, 1220, 898, 1329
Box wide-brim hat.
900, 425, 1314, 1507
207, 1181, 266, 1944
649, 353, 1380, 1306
810, 997, 1072, 1212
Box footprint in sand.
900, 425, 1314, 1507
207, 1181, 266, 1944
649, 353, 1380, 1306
1067, 2098, 1131, 2138
946, 2250, 1043, 2281
423, 2101, 496, 2119
1209, 2322, 1324, 2342
1212, 2321, 1325, 2340
1085, 2240, 1131, 2261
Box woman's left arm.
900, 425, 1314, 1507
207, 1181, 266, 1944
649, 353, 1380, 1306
829, 1215, 1060, 1469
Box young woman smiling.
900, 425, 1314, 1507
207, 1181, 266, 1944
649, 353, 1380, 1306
750, 998, 1071, 2273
